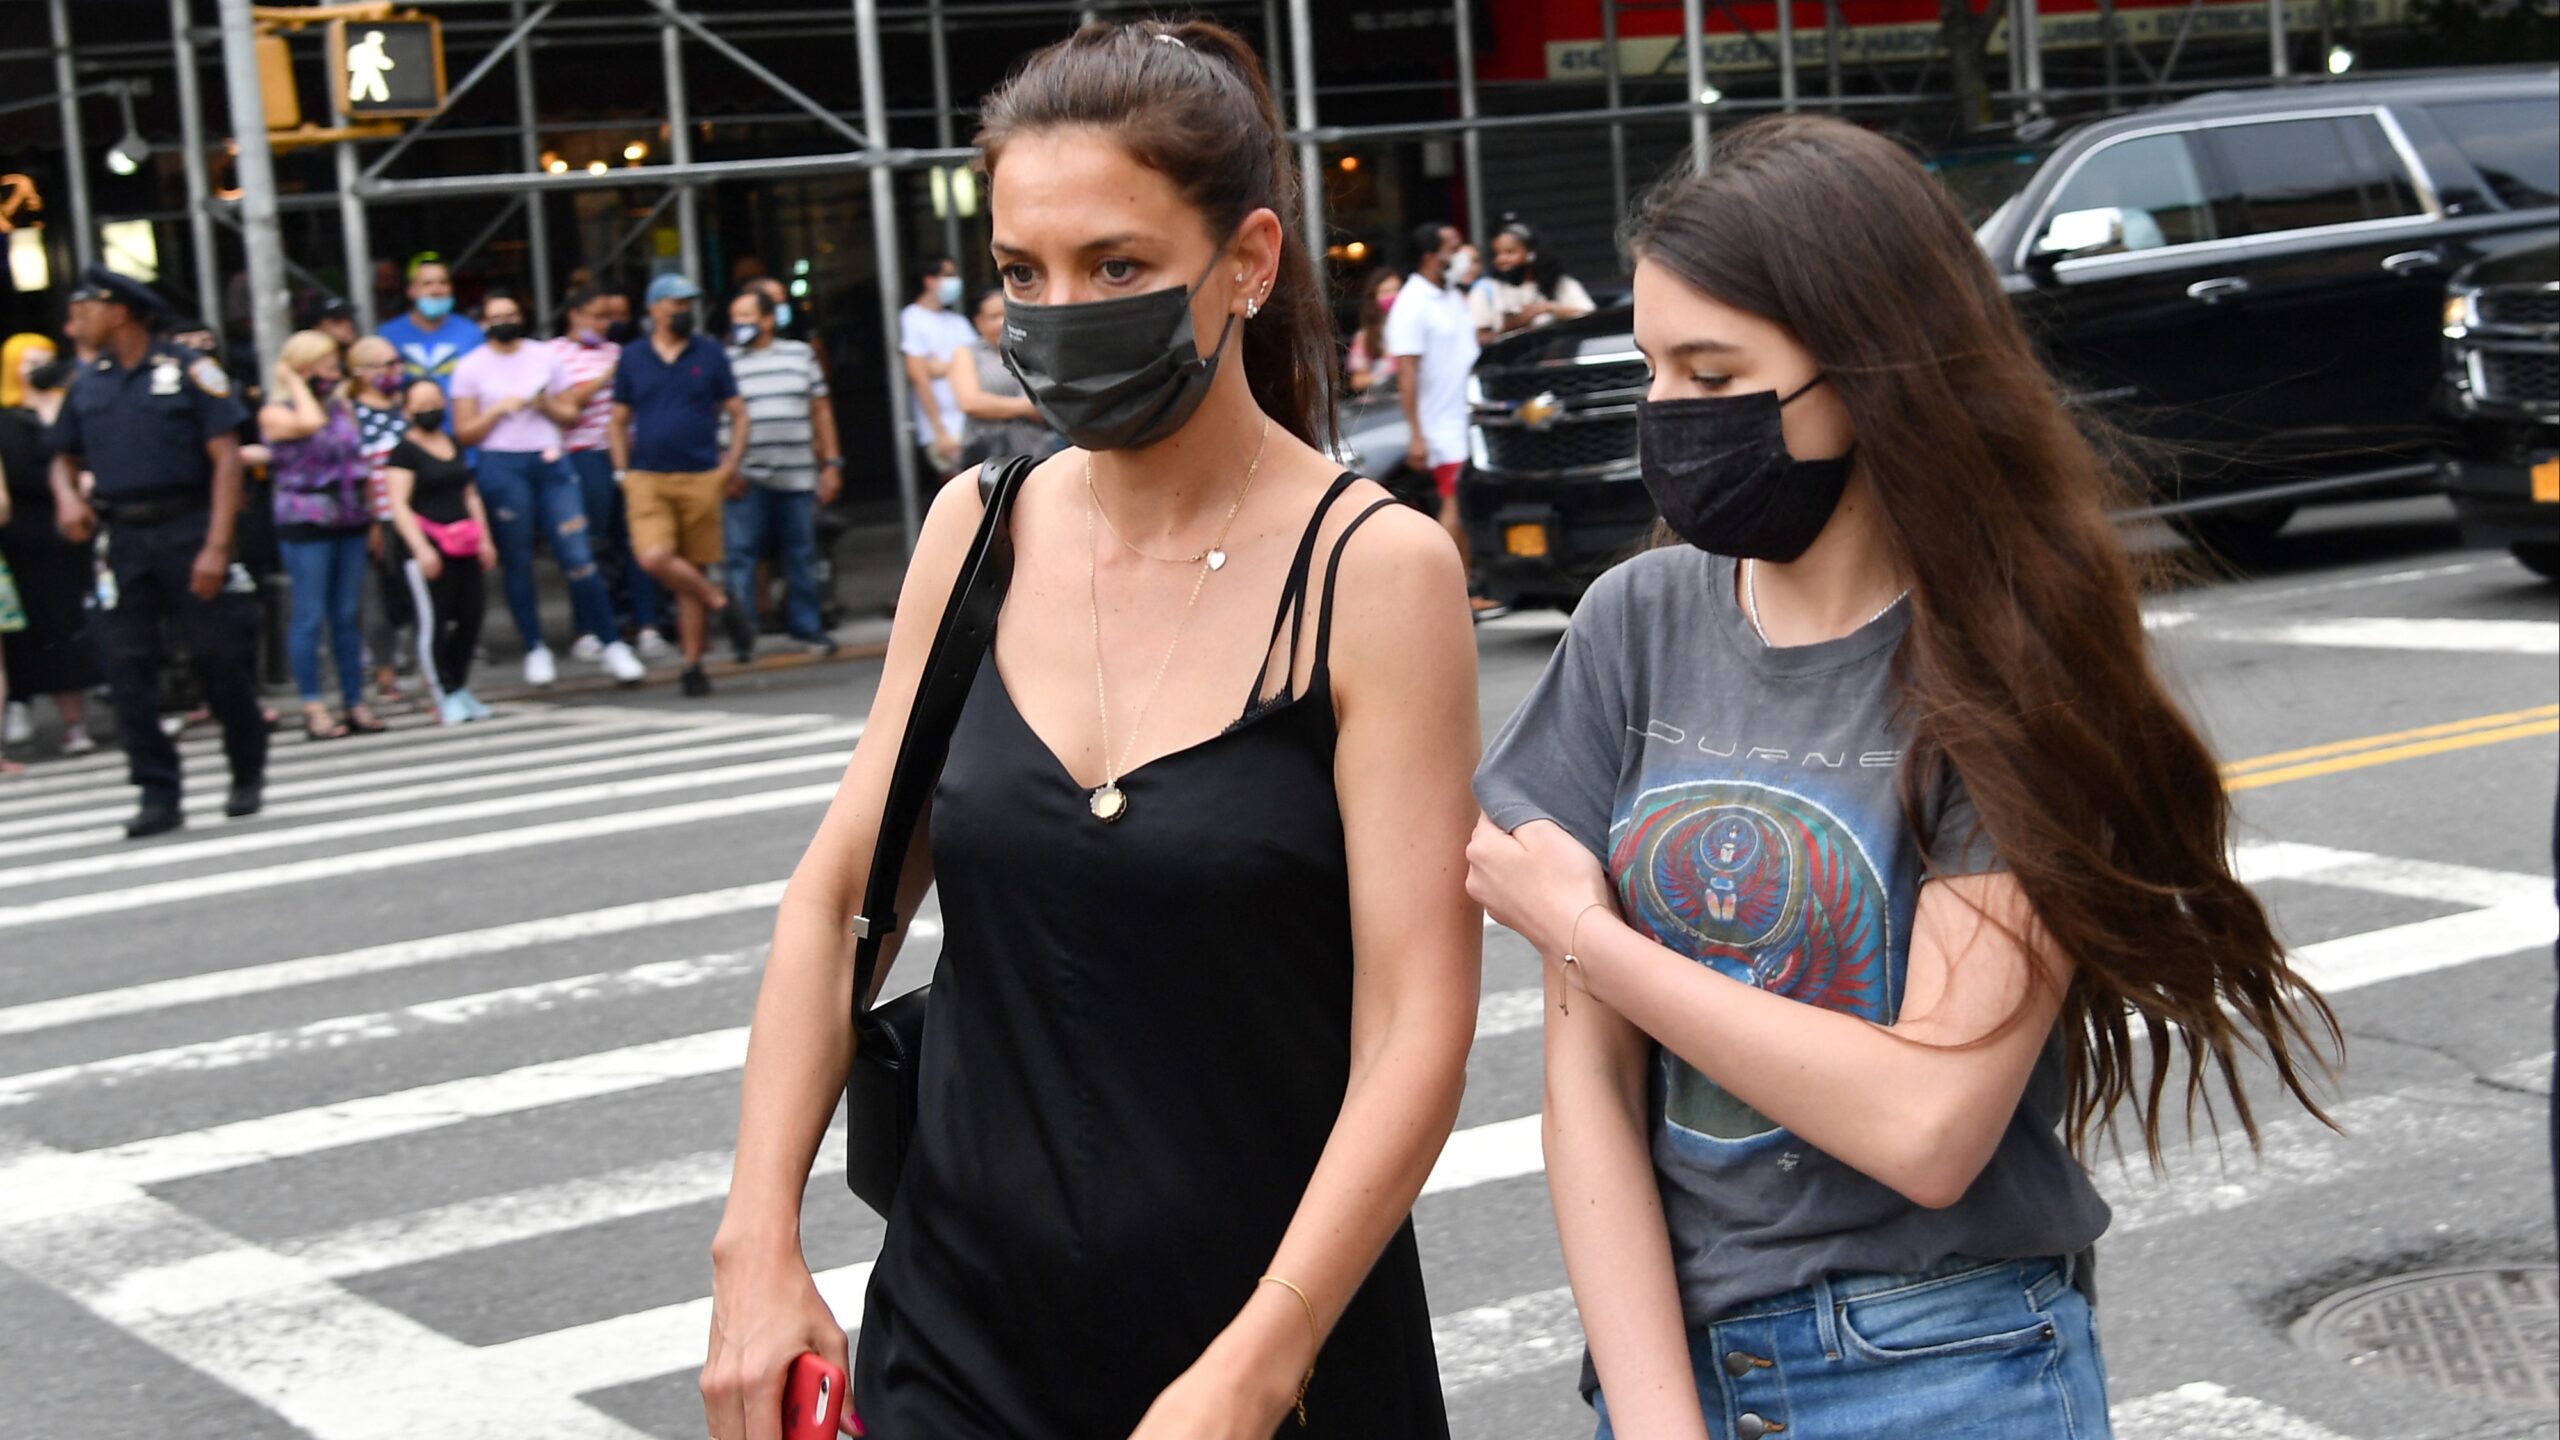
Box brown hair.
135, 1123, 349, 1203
1627, 115, 2338, 1161
973, 17, 1336, 449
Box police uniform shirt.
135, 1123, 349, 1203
44, 342, 249, 503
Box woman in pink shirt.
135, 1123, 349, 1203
449, 291, 642, 687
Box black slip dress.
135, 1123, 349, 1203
852, 474, 1452, 1439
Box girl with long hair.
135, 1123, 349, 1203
1469, 115, 2338, 1438
703, 19, 1480, 1440
1346, 268, 1402, 393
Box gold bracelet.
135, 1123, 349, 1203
1559, 902, 1609, 1016
1258, 1273, 1318, 1427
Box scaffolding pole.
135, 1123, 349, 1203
1824, 0, 1843, 109
331, 90, 378, 329
1288, 0, 1322, 273
855, 0, 923, 552
49, 0, 94, 272
663, 16, 701, 281
2269, 0, 2290, 78
1682, 0, 1710, 171
2018, 0, 2045, 115
1602, 0, 1628, 219
215, 0, 289, 378
927, 0, 964, 271
170, 0, 222, 343
513, 0, 554, 326
1778, 0, 1798, 113
1454, 0, 1485, 245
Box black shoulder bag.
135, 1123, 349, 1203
842, 453, 1034, 1215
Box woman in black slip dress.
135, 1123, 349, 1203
702, 19, 1483, 1440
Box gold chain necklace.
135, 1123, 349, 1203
1084, 419, 1271, 824
1085, 420, 1269, 572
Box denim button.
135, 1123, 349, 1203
1722, 1349, 1770, 1378
1736, 1414, 1784, 1438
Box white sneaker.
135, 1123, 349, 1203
2, 702, 29, 745
59, 724, 95, 756
600, 640, 646, 684
569, 634, 606, 663
523, 645, 558, 687
635, 627, 675, 661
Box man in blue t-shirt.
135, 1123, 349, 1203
375, 252, 485, 397
609, 273, 752, 696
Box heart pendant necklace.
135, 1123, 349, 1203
1085, 420, 1270, 824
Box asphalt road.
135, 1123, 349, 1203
0, 496, 2552, 1440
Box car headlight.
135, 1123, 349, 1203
2441, 293, 2473, 335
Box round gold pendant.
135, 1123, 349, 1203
1089, 784, 1129, 823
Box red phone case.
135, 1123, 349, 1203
782, 1352, 848, 1440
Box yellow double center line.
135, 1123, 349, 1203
2222, 703, 2560, 791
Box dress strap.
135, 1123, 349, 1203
1243, 472, 1362, 715
1309, 496, 1401, 691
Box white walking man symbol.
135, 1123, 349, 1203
347, 29, 396, 104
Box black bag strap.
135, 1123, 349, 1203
849, 453, 1036, 1015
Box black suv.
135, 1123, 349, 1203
2441, 231, 2559, 580
1462, 70, 2560, 609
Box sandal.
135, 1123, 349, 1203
346, 705, 390, 735
301, 703, 349, 741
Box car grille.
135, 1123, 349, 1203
2476, 286, 2560, 330
1476, 358, 1647, 403
2478, 347, 2560, 406
1479, 417, 1640, 474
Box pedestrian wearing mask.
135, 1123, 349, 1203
1385, 221, 1496, 617
382, 381, 497, 723
346, 335, 419, 712
702, 20, 1481, 1440
0, 333, 99, 756
262, 330, 386, 740
452, 291, 644, 687
611, 274, 754, 697
944, 285, 1059, 468
722, 288, 841, 657
1468, 116, 2341, 1440
1468, 219, 1596, 346
555, 286, 669, 661
44, 268, 266, 834
897, 253, 975, 477
377, 253, 484, 397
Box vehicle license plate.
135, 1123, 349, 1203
1505, 523, 1550, 558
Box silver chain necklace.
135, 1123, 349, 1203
1742, 558, 1908, 648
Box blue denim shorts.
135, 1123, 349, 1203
1594, 1256, 2112, 1439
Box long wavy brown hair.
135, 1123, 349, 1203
1629, 115, 2339, 1161
973, 17, 1336, 450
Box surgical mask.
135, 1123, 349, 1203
1445, 251, 1478, 286
732, 323, 762, 347
26, 358, 69, 392
1001, 244, 1240, 453
416, 295, 454, 320
775, 302, 794, 329
573, 327, 604, 346
664, 309, 697, 340
308, 374, 339, 398
936, 275, 964, 307
410, 408, 446, 434
1637, 377, 1855, 563
487, 321, 527, 344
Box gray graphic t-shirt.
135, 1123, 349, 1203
1475, 546, 2109, 1328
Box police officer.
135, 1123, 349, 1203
45, 266, 268, 837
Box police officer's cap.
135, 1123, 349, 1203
67, 265, 166, 320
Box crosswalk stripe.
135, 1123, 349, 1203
0, 744, 854, 889
485, 1260, 876, 1401
0, 715, 792, 842
2202, 616, 2559, 656
0, 781, 838, 931
0, 881, 788, 1037
2112, 1381, 2354, 1439
0, 708, 579, 801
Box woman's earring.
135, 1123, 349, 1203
1246, 297, 1261, 319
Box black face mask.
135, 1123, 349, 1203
1492, 263, 1532, 286
487, 321, 527, 344
25, 358, 70, 393
999, 245, 1240, 452
604, 321, 639, 345
410, 408, 446, 434
1637, 376, 1855, 563
664, 310, 697, 340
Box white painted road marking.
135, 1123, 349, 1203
2202, 616, 2558, 656
2112, 1381, 2355, 1439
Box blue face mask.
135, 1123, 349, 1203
775, 302, 794, 329
732, 323, 762, 348
937, 275, 963, 307
416, 295, 454, 320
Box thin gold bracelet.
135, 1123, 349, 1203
1258, 1273, 1319, 1427
1560, 902, 1609, 1016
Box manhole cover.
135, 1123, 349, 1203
2293, 1264, 2559, 1410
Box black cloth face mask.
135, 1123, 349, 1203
1637, 376, 1855, 563
486, 322, 527, 344
1000, 243, 1241, 452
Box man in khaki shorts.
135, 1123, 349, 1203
609, 274, 754, 696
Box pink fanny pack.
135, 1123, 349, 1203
416, 516, 485, 559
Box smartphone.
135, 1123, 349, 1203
782, 1352, 847, 1440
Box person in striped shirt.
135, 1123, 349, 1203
554, 287, 671, 660
720, 289, 840, 657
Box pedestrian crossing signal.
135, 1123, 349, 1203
327, 16, 445, 120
